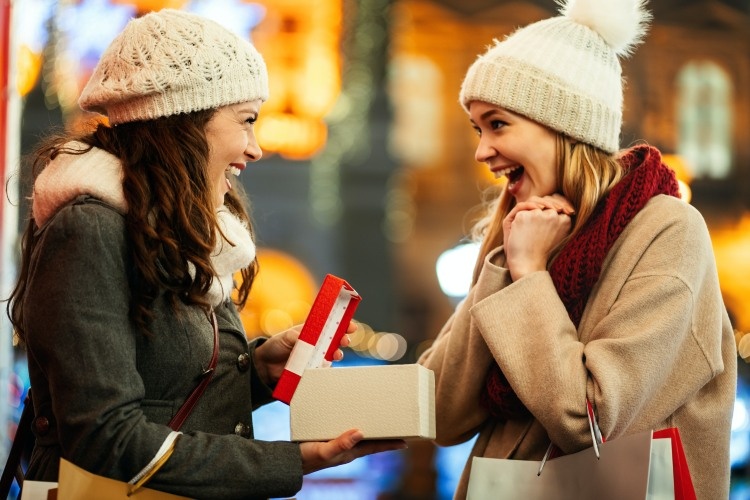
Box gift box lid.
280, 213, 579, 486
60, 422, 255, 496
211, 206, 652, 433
272, 274, 361, 404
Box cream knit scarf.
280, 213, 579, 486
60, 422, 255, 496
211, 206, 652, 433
32, 142, 255, 307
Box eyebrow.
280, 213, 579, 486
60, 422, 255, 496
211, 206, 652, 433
480, 109, 498, 121
233, 103, 259, 115
469, 108, 501, 126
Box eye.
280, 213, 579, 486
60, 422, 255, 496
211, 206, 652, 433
490, 120, 506, 130
245, 115, 257, 125
472, 126, 481, 137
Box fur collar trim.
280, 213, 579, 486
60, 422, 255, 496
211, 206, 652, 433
32, 142, 255, 306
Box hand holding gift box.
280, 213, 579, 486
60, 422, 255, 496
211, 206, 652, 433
273, 274, 436, 441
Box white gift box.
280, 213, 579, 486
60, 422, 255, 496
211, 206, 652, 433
289, 363, 436, 441
273, 274, 436, 441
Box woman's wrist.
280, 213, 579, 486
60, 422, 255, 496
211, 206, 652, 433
251, 338, 273, 387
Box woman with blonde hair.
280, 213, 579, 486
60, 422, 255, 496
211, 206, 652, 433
419, 0, 736, 498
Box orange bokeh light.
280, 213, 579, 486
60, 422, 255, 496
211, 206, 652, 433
711, 214, 750, 333
235, 248, 318, 338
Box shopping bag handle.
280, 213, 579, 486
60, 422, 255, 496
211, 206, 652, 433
538, 399, 604, 475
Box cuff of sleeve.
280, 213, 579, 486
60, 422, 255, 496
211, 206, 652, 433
273, 441, 305, 497
472, 247, 513, 298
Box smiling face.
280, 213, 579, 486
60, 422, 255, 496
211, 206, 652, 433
205, 100, 263, 208
469, 101, 559, 203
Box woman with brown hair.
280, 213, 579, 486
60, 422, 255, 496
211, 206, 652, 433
7, 9, 402, 499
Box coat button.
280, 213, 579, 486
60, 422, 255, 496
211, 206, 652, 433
34, 416, 50, 435
234, 422, 252, 438
237, 352, 251, 372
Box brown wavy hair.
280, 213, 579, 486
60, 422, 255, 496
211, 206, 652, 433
8, 111, 257, 338
470, 136, 625, 283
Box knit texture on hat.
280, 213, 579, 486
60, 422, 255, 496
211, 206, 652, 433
460, 0, 651, 153
79, 9, 269, 124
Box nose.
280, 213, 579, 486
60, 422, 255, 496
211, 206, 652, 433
246, 134, 263, 162
475, 135, 495, 164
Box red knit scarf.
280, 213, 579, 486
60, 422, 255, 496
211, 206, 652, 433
480, 145, 681, 420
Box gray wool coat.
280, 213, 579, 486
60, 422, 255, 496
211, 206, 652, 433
21, 196, 303, 499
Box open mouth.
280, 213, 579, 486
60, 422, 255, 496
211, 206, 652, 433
507, 166, 524, 185
224, 163, 246, 191
495, 164, 524, 183
226, 165, 244, 177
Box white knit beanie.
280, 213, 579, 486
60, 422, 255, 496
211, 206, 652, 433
459, 0, 651, 154
79, 9, 269, 125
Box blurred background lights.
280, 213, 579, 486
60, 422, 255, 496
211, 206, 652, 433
235, 248, 317, 337
184, 0, 265, 38
346, 322, 407, 362
259, 308, 294, 336
373, 332, 408, 361
59, 0, 136, 71
662, 154, 693, 203
435, 242, 479, 299
16, 0, 54, 97
731, 379, 750, 469
17, 0, 53, 54
255, 113, 328, 160
111, 0, 187, 11
711, 214, 750, 333
252, 0, 342, 160
734, 398, 749, 432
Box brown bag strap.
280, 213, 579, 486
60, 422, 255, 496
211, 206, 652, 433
127, 309, 221, 495
167, 309, 220, 431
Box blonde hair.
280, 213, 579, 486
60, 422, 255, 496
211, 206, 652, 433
470, 136, 625, 283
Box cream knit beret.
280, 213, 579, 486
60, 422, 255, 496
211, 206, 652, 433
459, 0, 651, 154
79, 9, 268, 125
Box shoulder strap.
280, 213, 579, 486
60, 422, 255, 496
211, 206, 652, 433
167, 309, 220, 431
128, 311, 219, 494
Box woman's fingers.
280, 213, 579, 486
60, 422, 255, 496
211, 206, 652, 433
300, 430, 407, 474
523, 194, 575, 214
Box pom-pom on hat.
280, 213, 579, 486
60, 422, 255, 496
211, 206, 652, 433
459, 0, 651, 153
79, 9, 269, 125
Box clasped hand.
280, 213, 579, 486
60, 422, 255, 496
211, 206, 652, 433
253, 321, 407, 475
503, 194, 574, 281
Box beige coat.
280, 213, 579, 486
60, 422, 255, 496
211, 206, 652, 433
419, 195, 737, 499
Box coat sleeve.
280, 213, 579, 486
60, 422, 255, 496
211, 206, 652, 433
418, 249, 513, 446
470, 198, 729, 453
23, 202, 303, 500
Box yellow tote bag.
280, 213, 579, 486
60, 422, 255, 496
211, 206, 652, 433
55, 458, 190, 500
